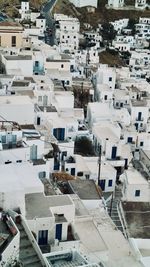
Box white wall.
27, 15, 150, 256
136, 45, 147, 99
69, 0, 98, 8
0, 97, 34, 124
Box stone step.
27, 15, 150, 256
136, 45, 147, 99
25, 262, 42, 267
20, 249, 37, 260
20, 231, 28, 238
20, 239, 33, 249
21, 255, 40, 265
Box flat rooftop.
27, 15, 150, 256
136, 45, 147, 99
25, 192, 73, 219
5, 55, 32, 61
12, 80, 30, 87
0, 95, 33, 105
125, 167, 148, 185
122, 201, 150, 238
68, 179, 102, 200
131, 99, 147, 107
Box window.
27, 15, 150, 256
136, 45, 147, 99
1, 135, 6, 143
11, 36, 16, 47
104, 95, 107, 100
39, 171, 46, 179
135, 190, 140, 197
61, 64, 64, 68
77, 172, 83, 177
140, 141, 144, 146
109, 77, 112, 82
127, 137, 133, 143
35, 61, 39, 67
38, 96, 42, 102
108, 180, 113, 187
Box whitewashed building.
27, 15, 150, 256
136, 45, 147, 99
121, 167, 150, 202
54, 14, 80, 53
108, 0, 124, 9
135, 0, 147, 9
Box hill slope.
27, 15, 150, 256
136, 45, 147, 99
53, 0, 150, 26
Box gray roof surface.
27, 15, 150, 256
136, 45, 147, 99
25, 192, 73, 219
68, 179, 102, 200
122, 201, 150, 238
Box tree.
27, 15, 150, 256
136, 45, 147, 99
74, 137, 95, 156
127, 18, 137, 35
101, 23, 117, 45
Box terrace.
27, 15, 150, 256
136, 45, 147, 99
45, 250, 99, 267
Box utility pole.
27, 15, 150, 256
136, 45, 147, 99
109, 192, 114, 217
98, 145, 102, 186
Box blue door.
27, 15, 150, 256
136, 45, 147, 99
53, 128, 65, 141
38, 230, 48, 245
55, 224, 62, 241
30, 145, 37, 160
98, 179, 105, 191
135, 123, 138, 131
138, 112, 142, 121
111, 146, 117, 159
60, 128, 65, 141
71, 168, 75, 176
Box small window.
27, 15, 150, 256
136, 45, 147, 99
135, 190, 140, 197
140, 141, 144, 146
61, 64, 64, 68
35, 61, 39, 67
108, 180, 113, 187
38, 96, 42, 102
104, 95, 107, 100
39, 171, 46, 179
77, 172, 83, 177
109, 77, 112, 82
1, 135, 6, 144
127, 137, 133, 143
11, 36, 16, 47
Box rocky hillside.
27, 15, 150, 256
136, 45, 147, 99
53, 0, 150, 27
0, 0, 46, 17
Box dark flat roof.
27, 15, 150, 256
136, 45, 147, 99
122, 201, 150, 239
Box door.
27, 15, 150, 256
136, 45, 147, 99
60, 128, 65, 141
71, 168, 75, 176
98, 179, 105, 191
138, 112, 142, 121
38, 230, 48, 245
37, 117, 41, 125
30, 145, 37, 160
135, 123, 138, 131
111, 146, 117, 159
55, 224, 62, 241
43, 95, 48, 106
53, 128, 65, 141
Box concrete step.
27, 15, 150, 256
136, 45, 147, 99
20, 231, 28, 238
25, 262, 42, 267
20, 249, 37, 260
21, 255, 40, 265
20, 239, 32, 249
